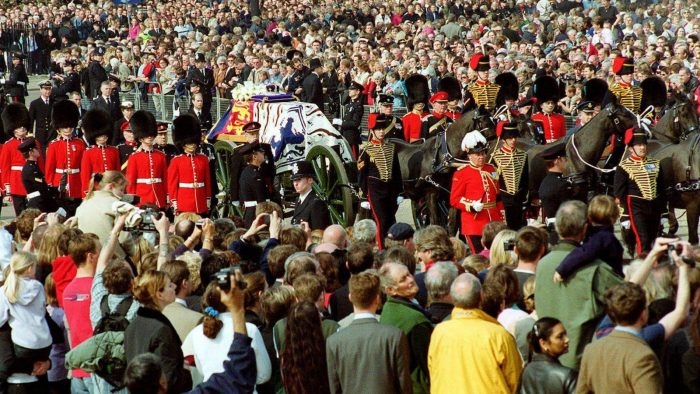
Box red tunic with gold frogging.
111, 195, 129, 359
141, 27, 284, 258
450, 162, 503, 235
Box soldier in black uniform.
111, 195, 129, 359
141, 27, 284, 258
86, 47, 108, 99
154, 122, 179, 165
28, 80, 55, 156
358, 113, 402, 250
290, 160, 331, 230
377, 94, 404, 140
238, 141, 271, 227
51, 60, 81, 101
116, 121, 137, 171
614, 127, 666, 256
186, 53, 214, 115
5, 52, 29, 104
333, 81, 363, 159
18, 138, 57, 212
537, 142, 572, 244
491, 121, 528, 230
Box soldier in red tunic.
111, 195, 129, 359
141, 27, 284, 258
531, 76, 566, 144
45, 100, 85, 214
438, 76, 462, 120
0, 103, 43, 214
168, 114, 211, 215
126, 110, 168, 209
80, 108, 121, 196
450, 130, 504, 253
402, 74, 430, 142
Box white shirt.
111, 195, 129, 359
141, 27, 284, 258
298, 188, 312, 205
174, 298, 187, 307
182, 313, 271, 386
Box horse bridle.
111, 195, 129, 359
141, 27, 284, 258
434, 114, 493, 172
675, 133, 700, 192
669, 101, 699, 140
564, 105, 631, 186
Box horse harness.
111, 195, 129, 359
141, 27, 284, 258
675, 133, 700, 192
667, 101, 699, 141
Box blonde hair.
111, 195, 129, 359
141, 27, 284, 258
489, 229, 517, 267
178, 251, 203, 292
37, 224, 66, 268
522, 276, 536, 313
133, 270, 170, 310
86, 171, 127, 200
587, 195, 620, 226
3, 252, 37, 303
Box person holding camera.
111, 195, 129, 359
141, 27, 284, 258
51, 60, 81, 102
168, 114, 211, 216
126, 110, 168, 209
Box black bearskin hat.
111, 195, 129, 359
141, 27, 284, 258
405, 74, 430, 109
438, 76, 462, 101
52, 100, 80, 129
495, 72, 519, 106
82, 108, 112, 145
532, 76, 560, 103
2, 103, 31, 137
172, 114, 202, 149
640, 76, 668, 109
130, 110, 157, 140
582, 78, 609, 106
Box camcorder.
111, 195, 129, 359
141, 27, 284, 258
124, 207, 160, 232
213, 266, 247, 292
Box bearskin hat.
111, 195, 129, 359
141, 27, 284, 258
172, 114, 202, 149
405, 74, 430, 110
1, 103, 31, 137
52, 100, 80, 130
438, 76, 462, 101
582, 78, 609, 106
82, 108, 113, 145
129, 110, 157, 140
640, 76, 668, 109
532, 76, 560, 103
495, 72, 519, 106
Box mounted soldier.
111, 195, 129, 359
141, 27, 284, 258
421, 91, 453, 140
463, 54, 500, 112
376, 94, 404, 140
439, 76, 462, 121
495, 72, 521, 118
609, 57, 642, 116
531, 76, 566, 144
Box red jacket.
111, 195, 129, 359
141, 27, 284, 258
532, 112, 566, 143
45, 137, 86, 199
450, 163, 503, 235
81, 145, 120, 196
402, 111, 424, 142
126, 149, 168, 208
167, 153, 211, 214
0, 138, 44, 196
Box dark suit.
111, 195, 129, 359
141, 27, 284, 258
291, 190, 330, 230
301, 72, 324, 109
28, 97, 54, 152
5, 63, 28, 102
51, 72, 81, 101
86, 60, 107, 99
186, 67, 214, 113
188, 108, 213, 132
91, 96, 121, 122
326, 317, 412, 394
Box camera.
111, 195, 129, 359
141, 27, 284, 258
668, 243, 697, 267
124, 208, 160, 232
667, 243, 683, 254
213, 266, 247, 292
504, 239, 516, 251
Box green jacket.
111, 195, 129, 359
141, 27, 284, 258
65, 331, 124, 372
534, 240, 623, 369
380, 296, 433, 394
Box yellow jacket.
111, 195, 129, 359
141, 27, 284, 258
428, 308, 522, 394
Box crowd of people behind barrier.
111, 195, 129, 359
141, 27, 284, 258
0, 0, 699, 392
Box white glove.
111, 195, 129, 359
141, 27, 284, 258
332, 118, 342, 126
620, 220, 631, 229
360, 201, 371, 210
396, 196, 404, 205
472, 201, 484, 212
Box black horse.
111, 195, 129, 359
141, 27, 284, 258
394, 107, 494, 228
652, 93, 700, 144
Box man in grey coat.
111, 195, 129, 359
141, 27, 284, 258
326, 271, 412, 394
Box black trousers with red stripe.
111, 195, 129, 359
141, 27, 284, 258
627, 196, 661, 256
366, 179, 398, 250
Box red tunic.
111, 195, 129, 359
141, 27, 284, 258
45, 137, 85, 199
167, 153, 211, 214
445, 110, 462, 120
532, 112, 567, 143
450, 163, 504, 236
402, 111, 424, 142
0, 138, 43, 196
126, 149, 167, 208
81, 145, 121, 196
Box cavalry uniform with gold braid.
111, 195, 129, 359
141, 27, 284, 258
491, 122, 528, 230
359, 114, 402, 249
614, 128, 665, 255
450, 131, 504, 253
464, 54, 500, 111
610, 57, 642, 115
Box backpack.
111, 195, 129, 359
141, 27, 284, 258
94, 295, 133, 335
92, 295, 133, 389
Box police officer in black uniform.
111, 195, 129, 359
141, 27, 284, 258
18, 137, 57, 212
238, 141, 271, 227
377, 94, 404, 140
5, 52, 29, 104
186, 53, 214, 115
86, 47, 108, 99
154, 122, 179, 165
52, 60, 81, 101
358, 113, 402, 249
537, 142, 572, 244
117, 122, 137, 171
28, 80, 55, 154
291, 160, 331, 230
334, 81, 364, 159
